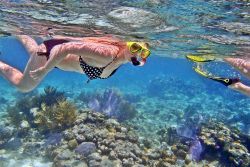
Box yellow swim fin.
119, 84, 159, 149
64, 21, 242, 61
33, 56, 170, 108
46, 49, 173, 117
193, 67, 240, 87
193, 67, 211, 78
186, 54, 215, 62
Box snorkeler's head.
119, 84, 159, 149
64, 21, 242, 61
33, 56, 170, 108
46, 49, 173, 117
127, 42, 150, 66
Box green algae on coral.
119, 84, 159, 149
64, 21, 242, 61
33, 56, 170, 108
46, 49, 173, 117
54, 100, 77, 128
199, 122, 250, 167
33, 86, 66, 108
6, 96, 37, 127
34, 100, 77, 132
7, 106, 25, 127
6, 86, 66, 128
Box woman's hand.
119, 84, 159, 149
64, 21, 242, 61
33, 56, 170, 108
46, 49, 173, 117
30, 66, 49, 81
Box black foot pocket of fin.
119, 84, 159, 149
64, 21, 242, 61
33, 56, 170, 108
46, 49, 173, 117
210, 77, 240, 87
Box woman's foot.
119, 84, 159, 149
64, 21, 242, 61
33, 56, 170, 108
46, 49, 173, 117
0, 61, 7, 74
30, 66, 48, 81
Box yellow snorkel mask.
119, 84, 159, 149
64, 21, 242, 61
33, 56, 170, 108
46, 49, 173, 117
127, 42, 151, 66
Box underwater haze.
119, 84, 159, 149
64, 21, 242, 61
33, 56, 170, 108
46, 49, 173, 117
0, 0, 250, 167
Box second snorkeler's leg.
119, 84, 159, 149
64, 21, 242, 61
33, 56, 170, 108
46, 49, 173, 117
224, 57, 250, 96
224, 57, 250, 79
228, 82, 250, 97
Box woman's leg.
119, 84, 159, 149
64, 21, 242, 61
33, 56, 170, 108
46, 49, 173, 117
224, 57, 250, 79
16, 35, 39, 56
0, 36, 47, 92
224, 57, 250, 96
0, 61, 23, 86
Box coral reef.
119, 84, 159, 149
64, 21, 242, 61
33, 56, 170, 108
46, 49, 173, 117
0, 125, 15, 147
7, 105, 25, 127
6, 86, 66, 128
44, 133, 63, 148
198, 121, 250, 167
176, 104, 206, 140
6, 96, 36, 127
5, 85, 74, 133
77, 91, 90, 103
34, 100, 77, 132
158, 121, 250, 166
189, 139, 203, 161
46, 110, 176, 167
87, 89, 138, 122
32, 86, 66, 107
75, 142, 96, 157
1, 75, 250, 167
2, 100, 250, 167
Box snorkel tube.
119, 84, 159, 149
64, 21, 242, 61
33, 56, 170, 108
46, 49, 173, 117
131, 57, 146, 66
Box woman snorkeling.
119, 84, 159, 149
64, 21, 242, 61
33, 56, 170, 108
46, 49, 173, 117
0, 35, 150, 92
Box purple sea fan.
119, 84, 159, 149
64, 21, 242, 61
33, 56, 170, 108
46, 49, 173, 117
87, 89, 137, 121
87, 89, 120, 117
101, 89, 120, 117
88, 98, 101, 112
176, 125, 197, 139
189, 139, 203, 161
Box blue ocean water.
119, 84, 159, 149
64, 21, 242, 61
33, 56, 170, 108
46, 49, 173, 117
0, 0, 250, 167
1, 36, 247, 97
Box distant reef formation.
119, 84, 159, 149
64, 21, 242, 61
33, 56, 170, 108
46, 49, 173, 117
0, 85, 249, 167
